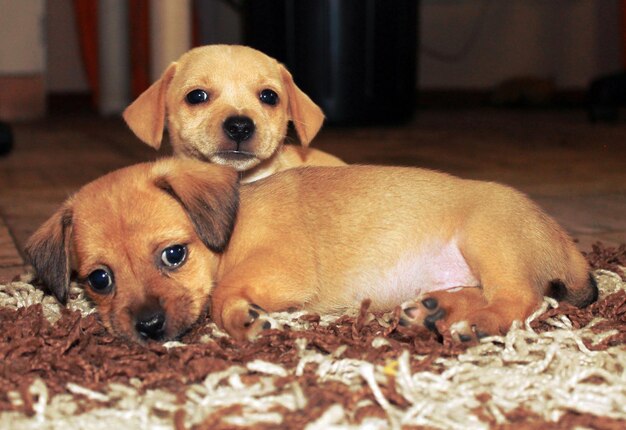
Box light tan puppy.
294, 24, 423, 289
123, 45, 344, 183
25, 158, 597, 343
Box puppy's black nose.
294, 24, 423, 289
223, 116, 255, 143
135, 310, 166, 340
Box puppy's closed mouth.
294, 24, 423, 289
215, 150, 257, 161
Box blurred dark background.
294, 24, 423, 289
1, 0, 625, 125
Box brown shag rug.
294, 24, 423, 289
1, 243, 625, 429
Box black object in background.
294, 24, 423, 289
0, 122, 13, 156
243, 0, 419, 125
587, 71, 626, 122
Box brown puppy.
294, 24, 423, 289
123, 45, 344, 183
25, 158, 597, 343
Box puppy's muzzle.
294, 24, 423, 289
134, 306, 167, 340
223, 115, 255, 144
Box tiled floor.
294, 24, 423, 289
1, 108, 625, 283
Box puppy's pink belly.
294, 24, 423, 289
351, 241, 478, 311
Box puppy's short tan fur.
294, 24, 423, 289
123, 45, 344, 183
26, 158, 597, 343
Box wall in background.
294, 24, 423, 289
26, 0, 626, 97
46, 0, 89, 92
194, 0, 241, 46
0, 0, 45, 74
150, 0, 192, 81
420, 0, 622, 89
0, 0, 46, 120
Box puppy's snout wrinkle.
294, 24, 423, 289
223, 116, 255, 143
135, 309, 166, 340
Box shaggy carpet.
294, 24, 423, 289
0, 243, 625, 429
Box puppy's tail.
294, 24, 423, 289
540, 235, 598, 308
547, 273, 598, 308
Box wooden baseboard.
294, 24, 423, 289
418, 88, 586, 108
0, 75, 46, 121
47, 92, 95, 114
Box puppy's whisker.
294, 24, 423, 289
180, 144, 210, 162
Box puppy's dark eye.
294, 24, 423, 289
161, 244, 187, 268
259, 89, 278, 106
186, 89, 209, 105
87, 268, 114, 294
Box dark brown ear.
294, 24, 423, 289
279, 64, 325, 147
122, 62, 177, 149
154, 161, 240, 253
24, 204, 73, 304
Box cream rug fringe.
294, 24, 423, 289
1, 269, 625, 429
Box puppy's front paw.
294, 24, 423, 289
399, 297, 446, 334
223, 301, 276, 341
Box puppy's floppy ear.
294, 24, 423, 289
154, 161, 240, 253
123, 62, 177, 150
24, 203, 74, 304
280, 65, 325, 147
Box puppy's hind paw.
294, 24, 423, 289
449, 320, 491, 344
399, 297, 446, 334
399, 287, 494, 344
